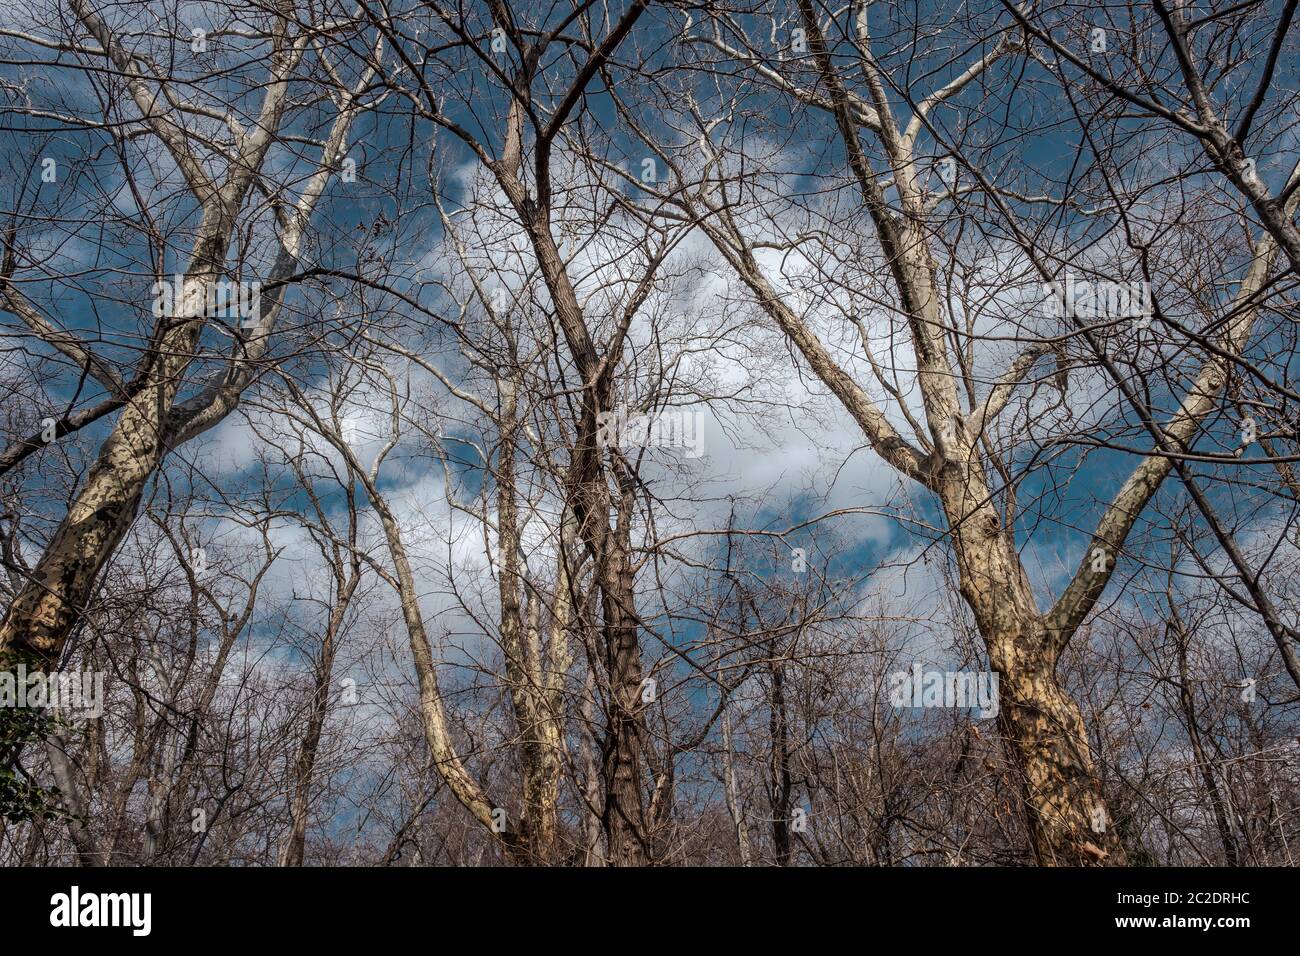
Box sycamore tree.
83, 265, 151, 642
0, 0, 380, 666
2, 0, 1298, 868
616, 0, 1300, 864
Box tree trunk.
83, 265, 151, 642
768, 657, 793, 866
521, 202, 648, 865
595, 511, 648, 866
0, 385, 180, 664
278, 575, 353, 867
941, 467, 1123, 865
495, 376, 564, 864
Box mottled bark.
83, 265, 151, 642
478, 17, 654, 859
933, 417, 1120, 865
495, 376, 565, 863
0, 5, 366, 672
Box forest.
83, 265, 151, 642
0, 0, 1298, 868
